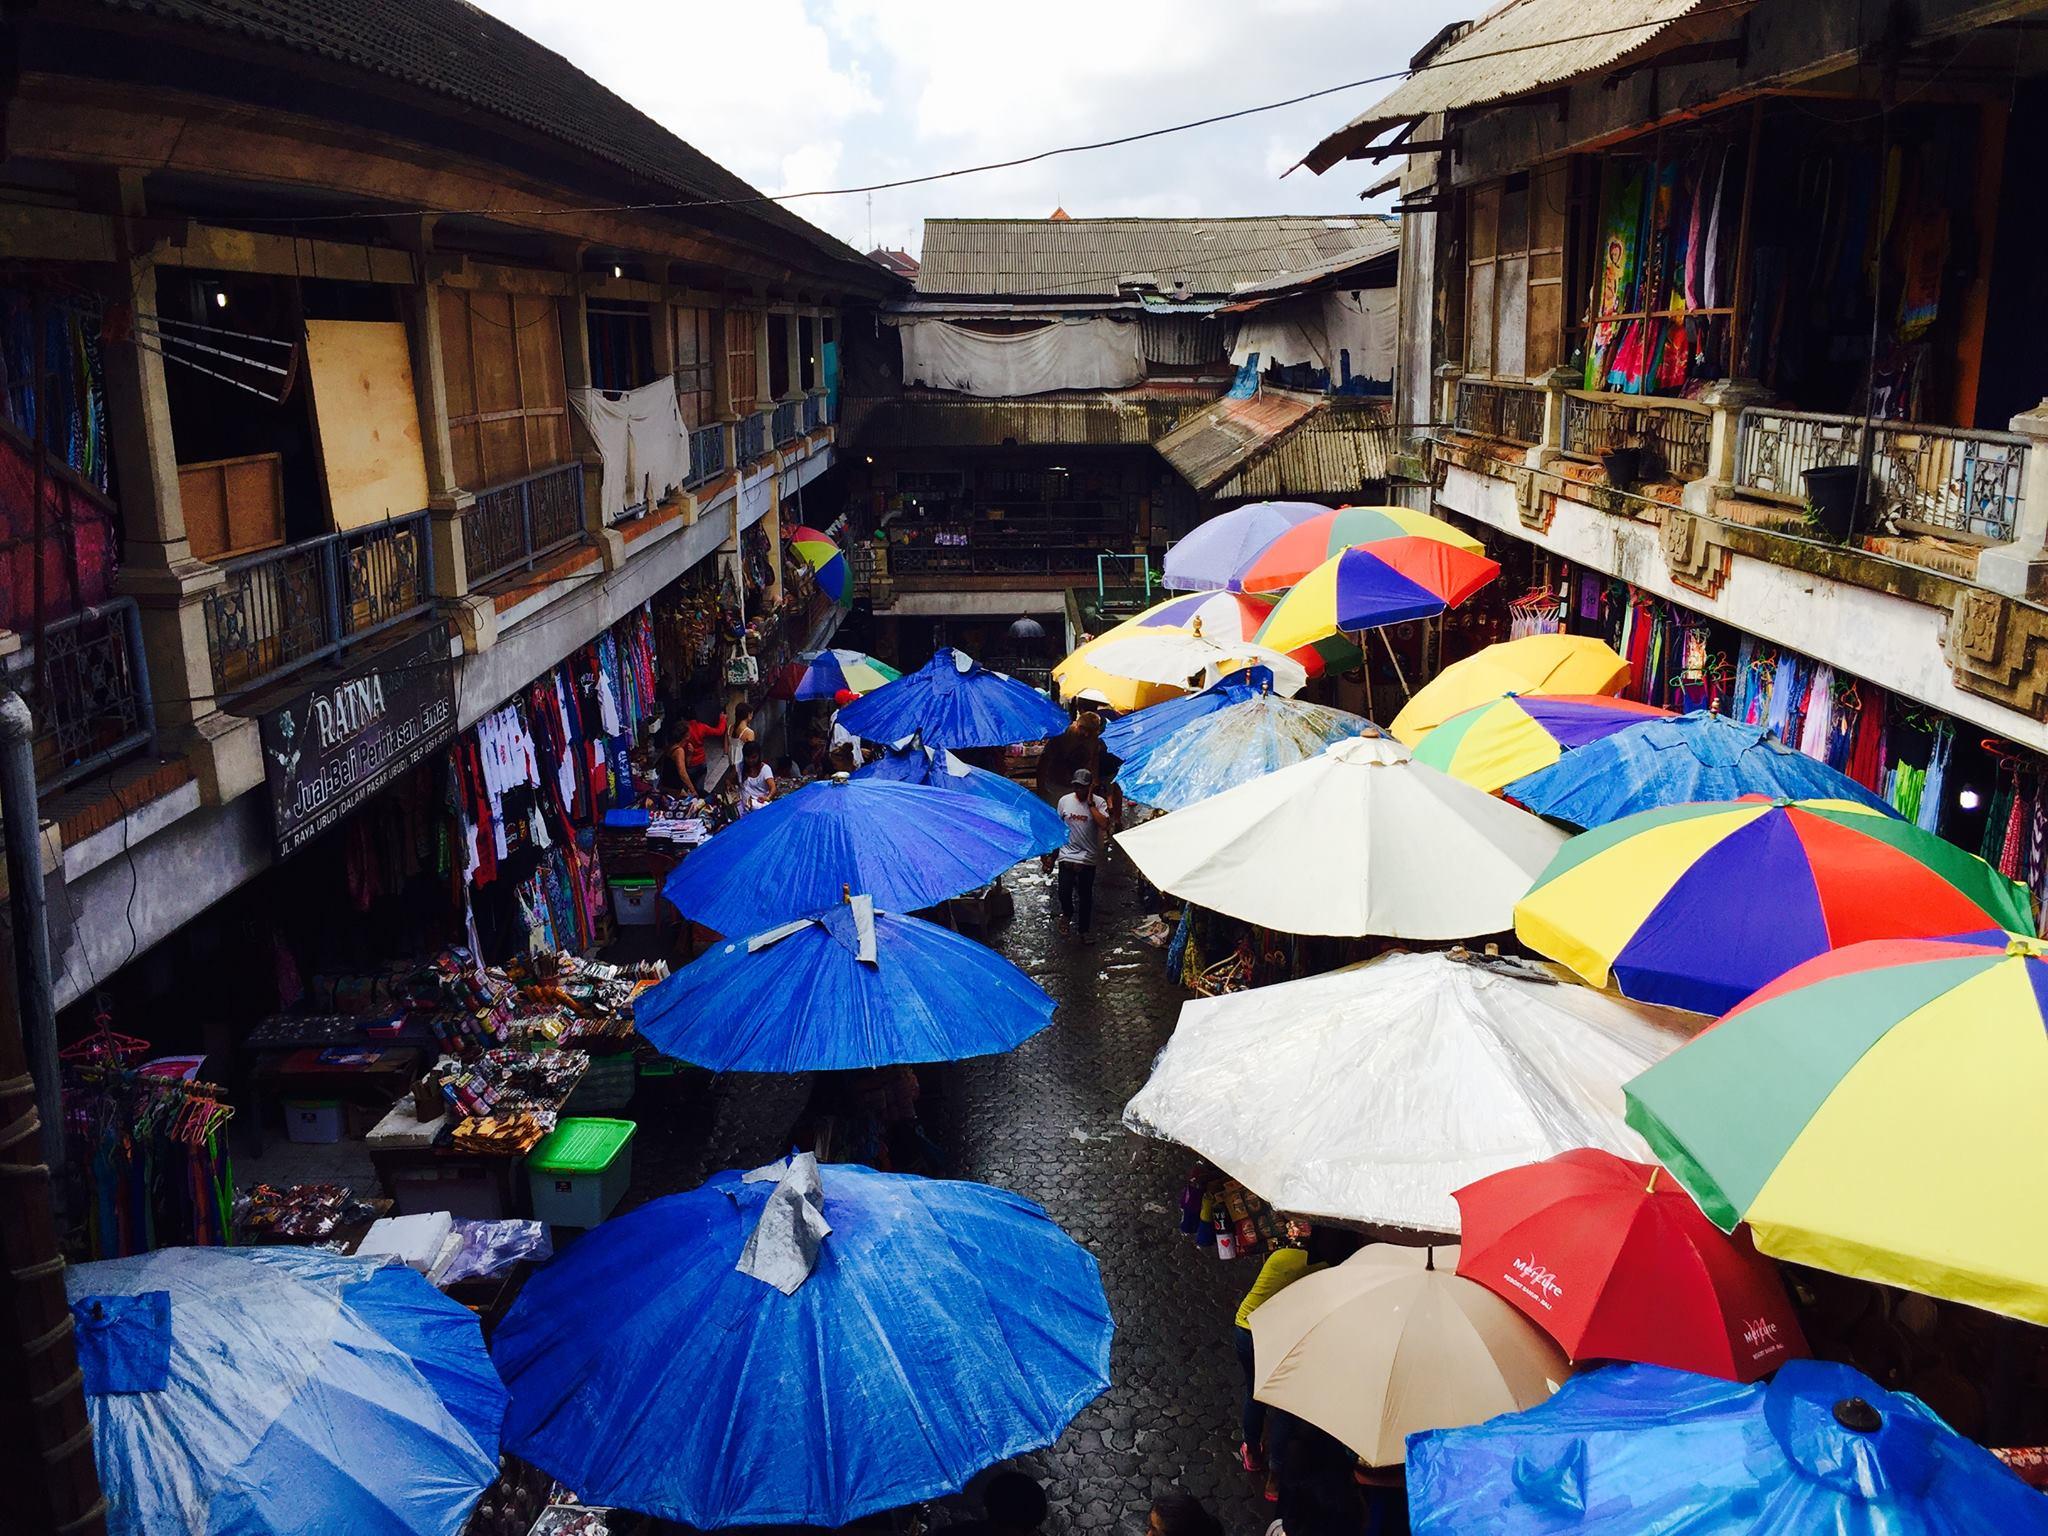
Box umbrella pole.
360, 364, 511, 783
1377, 629, 1413, 700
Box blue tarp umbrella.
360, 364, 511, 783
493, 1156, 1113, 1528
1161, 500, 1327, 591
1118, 691, 1370, 811
1505, 710, 1900, 828
1406, 1360, 2048, 1534
661, 775, 1038, 935
1099, 666, 1276, 758
68, 1246, 504, 1536
634, 892, 1055, 1071
836, 646, 1068, 748
854, 742, 1064, 853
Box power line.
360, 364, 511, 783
237, 5, 1754, 230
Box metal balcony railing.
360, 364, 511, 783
1454, 378, 1546, 446
461, 462, 587, 590
1733, 408, 2026, 543
737, 412, 769, 464
772, 400, 802, 445
30, 597, 155, 791
203, 512, 435, 699
1561, 392, 1711, 482
686, 424, 726, 488
887, 544, 1114, 579
802, 392, 824, 432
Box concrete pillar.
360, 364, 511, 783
764, 490, 784, 602
780, 310, 803, 402
1679, 378, 1771, 517
1435, 362, 1464, 429
1978, 399, 2048, 599
398, 231, 473, 601
556, 275, 609, 541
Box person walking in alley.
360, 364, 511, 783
1055, 768, 1112, 942
1233, 1222, 1337, 1480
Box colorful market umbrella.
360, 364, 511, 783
1625, 931, 2048, 1326
1514, 797, 2035, 1015
632, 893, 1054, 1072
1054, 591, 1343, 711
1256, 542, 1501, 656
1117, 731, 1567, 939
793, 648, 900, 701
661, 775, 1040, 935
1098, 667, 1277, 758
1236, 505, 1489, 593
1086, 626, 1309, 694
785, 524, 850, 603
69, 1246, 504, 1536
1505, 710, 1899, 827
493, 1156, 1112, 1528
1414, 693, 1675, 794
1453, 1149, 1807, 1382
837, 647, 1068, 748
1391, 636, 1631, 747
1116, 691, 1370, 811
1406, 1360, 2048, 1535
1250, 1244, 1566, 1467
853, 742, 1065, 854
1160, 500, 1329, 591
1121, 950, 1693, 1232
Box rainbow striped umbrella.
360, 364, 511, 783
1414, 693, 1674, 794
794, 650, 901, 701
786, 524, 850, 603
1054, 590, 1352, 711
1236, 505, 1489, 593
1515, 797, 2035, 1016
1626, 931, 2048, 1325
1255, 541, 1500, 656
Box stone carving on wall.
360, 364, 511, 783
1947, 588, 2048, 720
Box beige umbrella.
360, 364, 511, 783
1250, 1243, 1567, 1467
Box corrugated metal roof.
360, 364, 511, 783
1153, 392, 1320, 492
1140, 314, 1232, 368
915, 217, 1401, 300
1210, 404, 1395, 499
1299, 0, 1751, 173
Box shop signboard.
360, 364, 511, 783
259, 626, 456, 857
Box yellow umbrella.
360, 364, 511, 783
1391, 635, 1630, 747
1052, 591, 1280, 713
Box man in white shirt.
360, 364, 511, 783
1055, 768, 1112, 943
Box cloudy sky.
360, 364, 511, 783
476, 0, 1470, 255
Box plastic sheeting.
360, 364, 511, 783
1230, 291, 1396, 385
492, 1164, 1113, 1529
838, 647, 1068, 749
66, 1246, 502, 1536
1406, 1360, 2048, 1534
660, 774, 1040, 936
897, 316, 1145, 396
1118, 693, 1370, 811
1504, 709, 1899, 827
1122, 951, 1694, 1232
570, 379, 689, 523
1099, 670, 1272, 758
854, 742, 1066, 854
632, 894, 1054, 1071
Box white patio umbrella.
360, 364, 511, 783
1114, 730, 1564, 938
1087, 626, 1309, 696
1122, 949, 1696, 1232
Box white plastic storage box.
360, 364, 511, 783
284, 1098, 344, 1144
609, 877, 659, 927
525, 1117, 636, 1229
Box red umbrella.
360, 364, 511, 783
1452, 1148, 1807, 1383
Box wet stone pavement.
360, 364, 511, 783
620, 858, 1268, 1536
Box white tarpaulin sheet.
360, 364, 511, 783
897, 317, 1145, 396
571, 379, 691, 523
1231, 291, 1396, 385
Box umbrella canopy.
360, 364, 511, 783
1506, 710, 1899, 827
1116, 732, 1567, 939
632, 893, 1054, 1072
854, 742, 1065, 854
1415, 693, 1675, 795
493, 1157, 1113, 1529
1255, 542, 1501, 654
1406, 1360, 2048, 1535
1453, 1149, 1806, 1382
68, 1246, 503, 1536
1625, 931, 2048, 1327
1087, 626, 1309, 694
1052, 592, 1318, 711
661, 775, 1039, 935
1514, 797, 2035, 1015
1161, 500, 1328, 591
1117, 691, 1370, 811
837, 647, 1068, 748
1098, 668, 1275, 758
786, 524, 850, 602
1251, 1243, 1567, 1467
1392, 636, 1631, 747
1121, 950, 1693, 1232
1236, 505, 1490, 592
794, 648, 901, 701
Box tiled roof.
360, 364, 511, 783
88, 0, 885, 280
915, 217, 1402, 300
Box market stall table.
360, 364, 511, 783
368, 1048, 589, 1221
249, 1044, 423, 1155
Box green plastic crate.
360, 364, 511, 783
526, 1117, 636, 1228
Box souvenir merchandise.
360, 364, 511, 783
1175, 1163, 1287, 1261
235, 1182, 387, 1243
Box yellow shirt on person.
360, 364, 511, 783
1234, 1247, 1323, 1328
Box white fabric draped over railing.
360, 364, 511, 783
571, 379, 690, 523
895, 316, 1145, 396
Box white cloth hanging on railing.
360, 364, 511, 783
571, 379, 691, 523
894, 316, 1144, 396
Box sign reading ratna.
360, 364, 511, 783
260, 626, 456, 856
